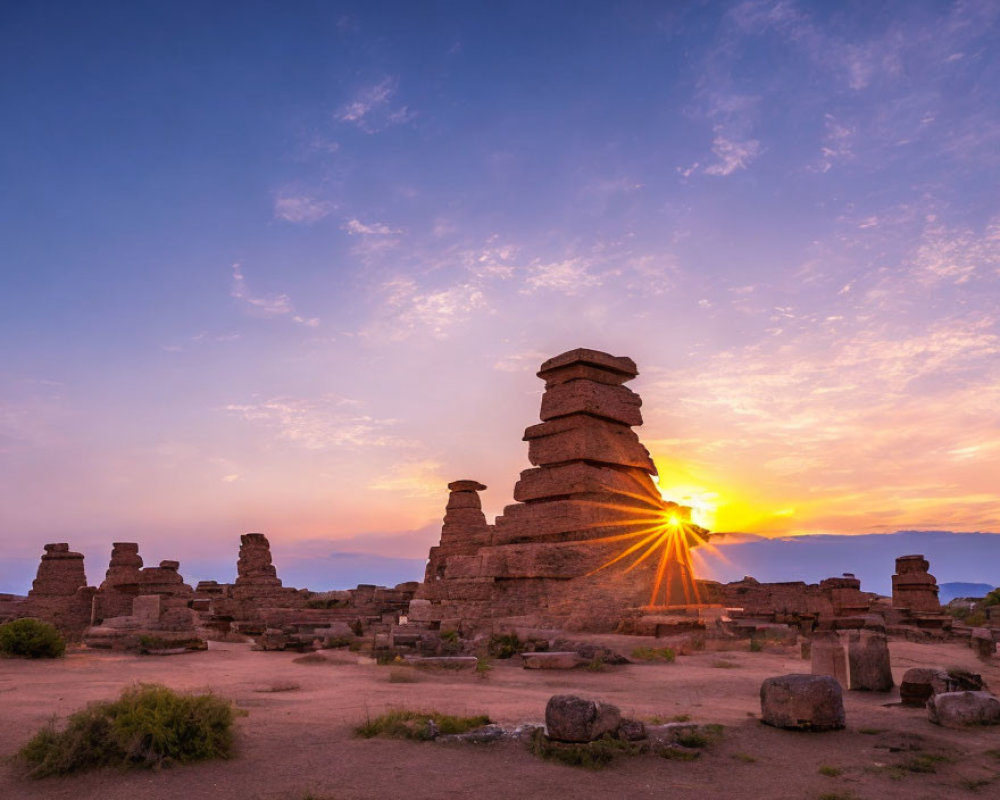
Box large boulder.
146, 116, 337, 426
545, 694, 621, 743
760, 674, 845, 731
928, 691, 1000, 727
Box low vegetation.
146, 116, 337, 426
631, 646, 676, 662
527, 729, 639, 769
818, 765, 843, 777
355, 709, 491, 741
19, 684, 241, 777
0, 618, 66, 659
487, 633, 524, 658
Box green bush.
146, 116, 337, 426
19, 684, 241, 777
355, 709, 491, 741
0, 618, 66, 658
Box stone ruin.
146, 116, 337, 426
410, 348, 710, 633
700, 573, 875, 632
16, 544, 95, 638
85, 542, 202, 651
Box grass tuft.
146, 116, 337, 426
527, 729, 638, 769
631, 646, 676, 663
355, 709, 490, 741
818, 765, 843, 777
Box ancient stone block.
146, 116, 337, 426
900, 668, 950, 707
545, 694, 622, 742
847, 630, 893, 691
810, 633, 848, 687
523, 414, 656, 472
513, 462, 662, 504
540, 381, 642, 426
760, 674, 845, 731
132, 595, 161, 623
537, 349, 637, 386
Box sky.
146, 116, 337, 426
2, 1, 999, 589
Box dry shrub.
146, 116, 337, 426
19, 684, 241, 777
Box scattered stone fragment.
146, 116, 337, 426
760, 674, 845, 731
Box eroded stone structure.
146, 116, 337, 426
85, 542, 201, 651
411, 348, 709, 633
19, 543, 95, 638
704, 573, 874, 629
892, 555, 941, 613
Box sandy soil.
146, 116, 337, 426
1, 637, 999, 800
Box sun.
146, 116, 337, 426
583, 502, 712, 607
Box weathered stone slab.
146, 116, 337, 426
522, 652, 582, 669
513, 462, 662, 504
810, 633, 848, 688
545, 694, 621, 742
523, 415, 656, 472
760, 674, 845, 731
404, 656, 478, 669
847, 630, 893, 691
540, 381, 642, 426
131, 595, 161, 623
538, 349, 637, 383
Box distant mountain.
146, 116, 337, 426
699, 530, 1000, 596
939, 582, 996, 604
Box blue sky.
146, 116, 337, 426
2, 1, 999, 588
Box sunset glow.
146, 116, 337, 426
2, 1, 999, 590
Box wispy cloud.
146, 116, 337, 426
335, 77, 413, 132
522, 258, 602, 294
910, 216, 1000, 285
367, 276, 489, 340
225, 395, 412, 450
704, 133, 761, 176
230, 264, 320, 327
230, 263, 293, 316
274, 192, 333, 224
343, 219, 401, 236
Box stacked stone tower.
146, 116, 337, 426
424, 481, 490, 582
21, 543, 95, 638
411, 348, 708, 632
892, 555, 941, 613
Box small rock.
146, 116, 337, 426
760, 674, 845, 731
545, 694, 621, 743
928, 691, 1000, 727
617, 718, 647, 741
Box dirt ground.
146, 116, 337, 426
1, 637, 999, 800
